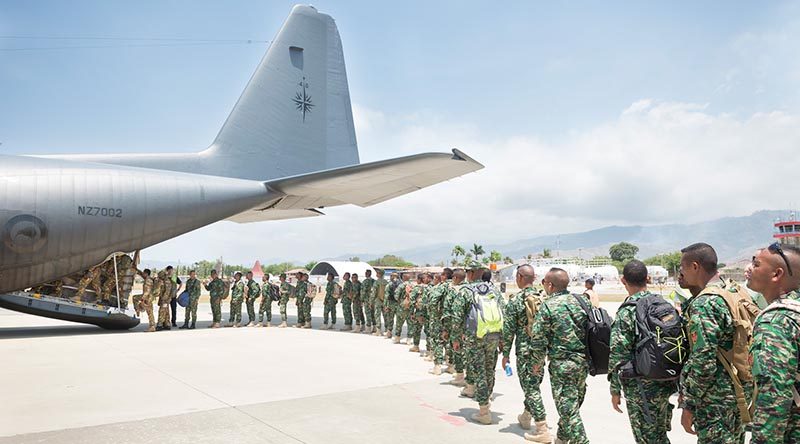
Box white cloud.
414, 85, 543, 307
144, 99, 800, 266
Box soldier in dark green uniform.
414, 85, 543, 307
351, 273, 363, 333
180, 270, 202, 329
257, 274, 273, 327
426, 268, 451, 374
278, 273, 293, 328
204, 269, 225, 328
339, 272, 353, 331
392, 273, 412, 344
323, 272, 341, 330
371, 269, 388, 336
443, 269, 467, 385
408, 274, 426, 352
501, 265, 551, 436
529, 268, 590, 444
295, 272, 311, 328
228, 272, 245, 328
678, 243, 748, 443
244, 271, 260, 327
384, 272, 400, 338
609, 260, 676, 444
748, 243, 800, 444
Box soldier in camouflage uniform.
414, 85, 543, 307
257, 274, 274, 327
227, 272, 245, 327
340, 272, 353, 331
443, 269, 468, 385
361, 270, 375, 333
204, 269, 225, 328
426, 268, 451, 374
392, 273, 412, 344
408, 274, 426, 353
278, 273, 293, 328
748, 244, 800, 444
75, 265, 104, 303
244, 271, 260, 327
136, 268, 156, 332
528, 268, 590, 444
322, 272, 340, 330
609, 260, 676, 444
371, 269, 388, 336
677, 243, 748, 443
384, 273, 400, 338
155, 270, 172, 331
501, 265, 550, 434
295, 272, 311, 328
180, 270, 202, 329
351, 274, 364, 332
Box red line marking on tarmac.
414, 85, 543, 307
401, 386, 467, 427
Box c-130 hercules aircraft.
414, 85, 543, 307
0, 5, 483, 328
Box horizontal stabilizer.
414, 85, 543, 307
227, 149, 482, 223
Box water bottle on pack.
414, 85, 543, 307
505, 362, 513, 377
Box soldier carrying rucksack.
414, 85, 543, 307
609, 259, 682, 444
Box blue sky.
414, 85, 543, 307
2, 1, 799, 264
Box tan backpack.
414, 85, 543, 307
523, 288, 545, 337
695, 285, 760, 423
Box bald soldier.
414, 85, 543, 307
748, 244, 800, 444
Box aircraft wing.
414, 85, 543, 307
226, 149, 482, 223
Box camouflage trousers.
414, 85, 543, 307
373, 299, 384, 330
258, 297, 272, 323
279, 296, 290, 322
517, 354, 547, 422
296, 297, 307, 324
76, 275, 102, 302
470, 335, 500, 405
408, 312, 424, 346
210, 296, 222, 323
549, 359, 589, 444
184, 295, 200, 325
393, 308, 410, 338
141, 300, 155, 327
426, 319, 445, 364
341, 298, 353, 326
302, 296, 312, 323
693, 397, 745, 444
620, 380, 674, 444
157, 303, 171, 327
323, 297, 337, 325
464, 335, 478, 385
245, 297, 257, 324
365, 300, 375, 327
384, 302, 398, 332
353, 299, 365, 326
450, 329, 465, 373
229, 297, 243, 324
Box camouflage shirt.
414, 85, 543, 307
231, 280, 245, 300
529, 290, 588, 367
325, 281, 340, 302
361, 277, 375, 301
446, 282, 475, 339
609, 290, 677, 397
246, 280, 261, 299
280, 282, 294, 299
186, 277, 201, 298
428, 281, 449, 322
502, 286, 543, 359
352, 281, 362, 302
343, 280, 353, 300
205, 278, 225, 299
371, 277, 388, 302
679, 283, 743, 412
750, 289, 800, 444
295, 281, 308, 298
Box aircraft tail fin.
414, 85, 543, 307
205, 4, 358, 180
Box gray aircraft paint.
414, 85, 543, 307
0, 5, 483, 295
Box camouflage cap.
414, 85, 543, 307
279, 273, 287, 279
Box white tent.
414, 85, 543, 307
582, 266, 620, 281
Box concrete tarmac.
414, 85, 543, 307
0, 302, 720, 443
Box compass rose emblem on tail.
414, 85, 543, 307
292, 77, 314, 122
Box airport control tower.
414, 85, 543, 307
774, 212, 800, 246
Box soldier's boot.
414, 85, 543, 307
189, 322, 196, 329
448, 372, 465, 386
146, 326, 156, 332
233, 323, 240, 328
385, 332, 392, 339
254, 321, 262, 328
179, 322, 189, 329
409, 345, 420, 353
339, 325, 349, 331
523, 421, 554, 443
517, 410, 532, 430
446, 364, 456, 374
372, 329, 382, 337
553, 439, 566, 444
470, 404, 492, 425
303, 321, 312, 329
262, 322, 270, 328
460, 384, 476, 398
294, 323, 302, 328
279, 321, 288, 328
392, 336, 401, 344
212, 323, 221, 328
428, 364, 442, 375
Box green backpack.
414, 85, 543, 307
467, 282, 504, 339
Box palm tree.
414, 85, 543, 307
471, 244, 485, 262
451, 245, 466, 264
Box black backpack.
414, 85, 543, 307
619, 293, 688, 381
572, 294, 613, 376
269, 284, 280, 302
